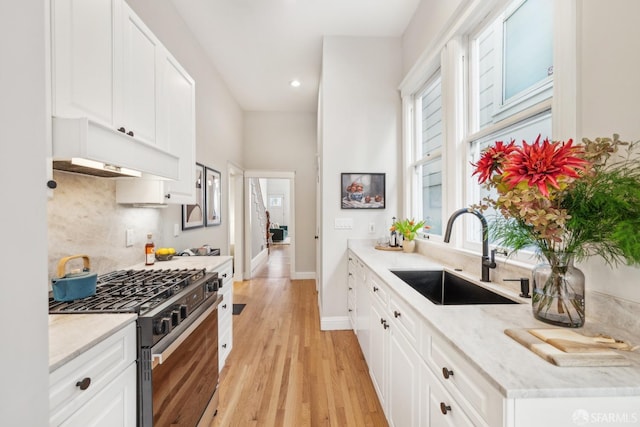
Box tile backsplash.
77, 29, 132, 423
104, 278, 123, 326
47, 171, 163, 281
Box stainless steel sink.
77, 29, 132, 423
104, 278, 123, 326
389, 269, 519, 305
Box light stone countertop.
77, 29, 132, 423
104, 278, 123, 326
49, 313, 137, 372
127, 255, 233, 272
49, 256, 231, 372
348, 240, 640, 399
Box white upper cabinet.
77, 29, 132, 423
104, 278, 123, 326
51, 0, 122, 126
121, 3, 160, 146
157, 51, 196, 204
51, 0, 195, 194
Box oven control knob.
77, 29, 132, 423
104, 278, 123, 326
154, 317, 172, 335
171, 310, 181, 326
206, 279, 218, 293
179, 304, 188, 319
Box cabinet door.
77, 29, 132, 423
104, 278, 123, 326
121, 4, 159, 145
60, 363, 136, 427
369, 298, 388, 412
388, 328, 422, 427
355, 264, 371, 363
158, 51, 196, 204
51, 0, 121, 127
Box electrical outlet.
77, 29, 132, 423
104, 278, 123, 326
125, 229, 134, 247
369, 222, 376, 233
173, 223, 180, 237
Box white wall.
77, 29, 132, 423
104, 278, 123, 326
0, 1, 49, 424
320, 36, 403, 326
126, 0, 244, 256
576, 0, 640, 303
401, 0, 466, 75
243, 111, 317, 274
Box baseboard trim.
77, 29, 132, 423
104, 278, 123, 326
292, 271, 316, 280
320, 316, 351, 331
251, 248, 268, 273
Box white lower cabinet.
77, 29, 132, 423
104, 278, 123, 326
60, 363, 136, 427
217, 259, 234, 372
369, 295, 389, 413
50, 322, 137, 426
388, 325, 422, 427
357, 258, 502, 427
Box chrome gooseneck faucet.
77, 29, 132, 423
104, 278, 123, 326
443, 208, 496, 282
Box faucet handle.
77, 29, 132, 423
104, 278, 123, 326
504, 278, 531, 298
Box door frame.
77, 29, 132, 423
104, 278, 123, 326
227, 162, 244, 282
244, 170, 295, 280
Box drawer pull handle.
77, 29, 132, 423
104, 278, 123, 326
76, 377, 91, 391
373, 286, 379, 292
440, 402, 451, 415
442, 367, 454, 379
393, 310, 401, 318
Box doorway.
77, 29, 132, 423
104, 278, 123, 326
243, 170, 295, 280
227, 163, 244, 282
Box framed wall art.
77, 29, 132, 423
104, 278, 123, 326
205, 167, 221, 226
181, 163, 205, 229
341, 173, 385, 209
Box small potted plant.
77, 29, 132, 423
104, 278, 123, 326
392, 218, 429, 252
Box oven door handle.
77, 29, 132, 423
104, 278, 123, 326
151, 295, 222, 368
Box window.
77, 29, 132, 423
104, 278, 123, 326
413, 73, 443, 235
470, 0, 553, 130
466, 0, 554, 253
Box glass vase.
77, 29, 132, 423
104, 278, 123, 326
532, 252, 585, 328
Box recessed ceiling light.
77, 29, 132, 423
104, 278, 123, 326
290, 79, 301, 88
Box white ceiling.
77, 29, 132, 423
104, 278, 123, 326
170, 0, 421, 113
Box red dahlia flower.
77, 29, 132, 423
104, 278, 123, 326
502, 136, 588, 197
471, 140, 517, 183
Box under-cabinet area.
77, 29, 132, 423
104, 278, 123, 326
347, 242, 640, 427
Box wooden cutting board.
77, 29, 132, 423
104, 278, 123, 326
528, 328, 633, 353
374, 245, 402, 251
505, 329, 630, 367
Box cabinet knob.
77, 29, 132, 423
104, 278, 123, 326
348, 287, 352, 290
442, 367, 454, 379
76, 377, 91, 391
440, 402, 452, 415
348, 309, 353, 312
165, 193, 171, 199
383, 321, 389, 330
222, 343, 227, 349
117, 127, 126, 133
222, 304, 227, 309
348, 272, 353, 276
46, 180, 57, 189
393, 310, 401, 318
373, 286, 379, 292
222, 273, 227, 278
126, 130, 134, 137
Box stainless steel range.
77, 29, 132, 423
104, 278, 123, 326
49, 268, 222, 427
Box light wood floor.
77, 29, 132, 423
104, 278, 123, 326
209, 245, 388, 426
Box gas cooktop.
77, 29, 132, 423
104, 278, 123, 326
48, 268, 208, 315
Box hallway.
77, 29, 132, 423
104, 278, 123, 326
210, 245, 388, 426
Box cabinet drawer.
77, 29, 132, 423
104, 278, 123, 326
389, 295, 419, 346
217, 261, 233, 287
427, 364, 476, 427
219, 326, 232, 370
50, 322, 136, 425
369, 274, 389, 306
428, 334, 503, 427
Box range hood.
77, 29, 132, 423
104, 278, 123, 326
52, 117, 179, 179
